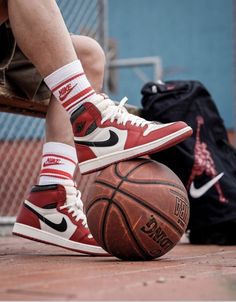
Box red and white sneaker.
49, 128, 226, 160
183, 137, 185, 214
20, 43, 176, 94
71, 96, 193, 174
12, 181, 108, 256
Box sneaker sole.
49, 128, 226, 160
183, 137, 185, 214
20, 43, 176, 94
79, 126, 192, 174
12, 223, 109, 256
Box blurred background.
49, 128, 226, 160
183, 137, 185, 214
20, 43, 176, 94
107, 0, 234, 130
0, 0, 235, 223
58, 0, 235, 129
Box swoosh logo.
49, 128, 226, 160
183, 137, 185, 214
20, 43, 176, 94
75, 130, 119, 147
189, 172, 224, 198
59, 83, 78, 102
24, 200, 67, 232
43, 162, 62, 167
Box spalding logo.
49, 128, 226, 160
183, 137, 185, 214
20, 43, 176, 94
140, 215, 173, 250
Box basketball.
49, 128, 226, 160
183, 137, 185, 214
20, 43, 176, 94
84, 158, 190, 260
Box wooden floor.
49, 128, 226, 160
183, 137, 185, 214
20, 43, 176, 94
0, 236, 236, 301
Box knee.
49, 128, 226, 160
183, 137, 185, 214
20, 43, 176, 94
71, 35, 106, 91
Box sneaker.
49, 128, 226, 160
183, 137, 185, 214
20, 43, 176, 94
71, 96, 193, 174
12, 181, 108, 256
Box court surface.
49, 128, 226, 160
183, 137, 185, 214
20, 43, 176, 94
0, 236, 236, 301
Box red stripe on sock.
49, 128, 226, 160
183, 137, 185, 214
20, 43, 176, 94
51, 73, 84, 92
66, 91, 96, 112
62, 87, 95, 109
40, 169, 72, 179
43, 154, 77, 165
40, 174, 69, 180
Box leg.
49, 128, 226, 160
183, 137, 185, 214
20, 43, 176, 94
42, 34, 105, 183
13, 34, 108, 255
8, 0, 77, 76
8, 0, 192, 174
45, 35, 105, 145
9, 0, 191, 255
7, 0, 99, 115
71, 35, 105, 93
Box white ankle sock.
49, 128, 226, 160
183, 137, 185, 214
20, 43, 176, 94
44, 60, 96, 116
39, 142, 78, 186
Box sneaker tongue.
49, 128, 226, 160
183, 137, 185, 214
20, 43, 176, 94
93, 95, 114, 113
62, 181, 77, 205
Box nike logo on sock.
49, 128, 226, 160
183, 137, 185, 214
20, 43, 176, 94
189, 172, 224, 198
59, 83, 78, 102
43, 158, 62, 167
75, 130, 119, 147
24, 200, 67, 232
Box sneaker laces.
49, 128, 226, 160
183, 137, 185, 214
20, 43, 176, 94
95, 96, 160, 135
59, 181, 93, 238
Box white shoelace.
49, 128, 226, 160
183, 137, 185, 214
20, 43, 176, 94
59, 182, 93, 238
95, 96, 160, 135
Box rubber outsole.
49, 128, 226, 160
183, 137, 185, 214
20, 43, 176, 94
12, 223, 109, 256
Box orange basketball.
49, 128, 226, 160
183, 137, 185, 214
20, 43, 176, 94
84, 158, 190, 260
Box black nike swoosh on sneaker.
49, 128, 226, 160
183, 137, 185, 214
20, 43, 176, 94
24, 201, 67, 232
75, 130, 119, 147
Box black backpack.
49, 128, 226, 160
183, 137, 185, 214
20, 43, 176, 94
141, 80, 236, 244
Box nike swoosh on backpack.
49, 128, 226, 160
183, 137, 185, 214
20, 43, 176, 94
75, 130, 119, 147
24, 201, 67, 232
189, 172, 224, 198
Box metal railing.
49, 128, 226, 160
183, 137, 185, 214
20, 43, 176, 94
108, 56, 162, 83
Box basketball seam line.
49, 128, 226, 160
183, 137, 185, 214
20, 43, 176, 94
111, 201, 153, 259
95, 179, 183, 236
114, 159, 151, 180
101, 162, 151, 255
101, 163, 125, 254
114, 159, 186, 194
101, 200, 112, 253
114, 159, 184, 235
122, 179, 186, 192
85, 197, 111, 214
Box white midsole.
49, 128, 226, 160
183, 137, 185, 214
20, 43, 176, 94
12, 223, 107, 255
79, 126, 191, 174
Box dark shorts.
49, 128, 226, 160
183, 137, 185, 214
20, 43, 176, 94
0, 21, 51, 102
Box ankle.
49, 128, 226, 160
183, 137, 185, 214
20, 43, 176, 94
38, 142, 78, 186
44, 60, 97, 116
